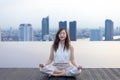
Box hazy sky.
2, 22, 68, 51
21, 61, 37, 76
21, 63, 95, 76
0, 0, 120, 29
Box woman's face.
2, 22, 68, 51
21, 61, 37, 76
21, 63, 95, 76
59, 30, 67, 41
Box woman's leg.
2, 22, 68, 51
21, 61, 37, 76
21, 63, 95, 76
40, 64, 56, 75
40, 64, 66, 76
65, 65, 82, 76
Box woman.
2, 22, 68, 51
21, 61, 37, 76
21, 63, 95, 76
39, 28, 82, 77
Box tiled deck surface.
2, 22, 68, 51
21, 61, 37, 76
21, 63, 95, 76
0, 68, 120, 80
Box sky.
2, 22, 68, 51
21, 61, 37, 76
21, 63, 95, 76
0, 0, 120, 29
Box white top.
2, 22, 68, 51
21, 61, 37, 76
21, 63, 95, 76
53, 43, 71, 63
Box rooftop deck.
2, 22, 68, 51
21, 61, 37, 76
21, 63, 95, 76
0, 68, 120, 80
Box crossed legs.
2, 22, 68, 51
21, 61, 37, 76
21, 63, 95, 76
39, 64, 82, 77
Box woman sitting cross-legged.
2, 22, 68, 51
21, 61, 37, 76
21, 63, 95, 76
39, 28, 82, 77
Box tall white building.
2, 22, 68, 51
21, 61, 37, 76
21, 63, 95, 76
90, 29, 102, 41
19, 24, 33, 41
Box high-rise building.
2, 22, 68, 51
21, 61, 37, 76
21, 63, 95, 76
19, 24, 33, 41
105, 19, 113, 41
59, 21, 67, 30
0, 28, 1, 41
42, 16, 49, 40
69, 21, 77, 41
115, 27, 120, 35
90, 29, 102, 41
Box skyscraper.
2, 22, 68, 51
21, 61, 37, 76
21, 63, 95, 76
90, 29, 102, 41
19, 24, 33, 41
42, 16, 49, 40
0, 28, 1, 41
69, 21, 77, 41
115, 27, 120, 35
59, 21, 67, 30
105, 19, 113, 41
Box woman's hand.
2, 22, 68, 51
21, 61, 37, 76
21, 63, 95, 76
39, 64, 45, 68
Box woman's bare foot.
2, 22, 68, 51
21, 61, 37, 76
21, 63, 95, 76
77, 65, 82, 70
39, 64, 45, 68
52, 69, 66, 76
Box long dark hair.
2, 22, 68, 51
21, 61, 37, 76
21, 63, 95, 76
52, 28, 70, 52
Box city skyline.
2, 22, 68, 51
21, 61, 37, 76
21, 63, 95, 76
1, 0, 120, 29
